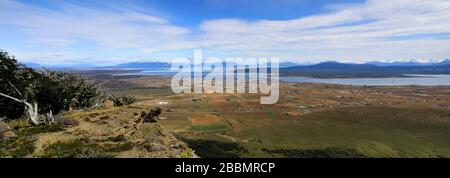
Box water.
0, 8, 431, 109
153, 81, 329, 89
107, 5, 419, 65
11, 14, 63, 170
280, 75, 450, 86
114, 69, 175, 76
116, 70, 450, 86
114, 69, 261, 77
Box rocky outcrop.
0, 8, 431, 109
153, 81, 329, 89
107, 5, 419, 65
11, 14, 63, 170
29, 107, 197, 158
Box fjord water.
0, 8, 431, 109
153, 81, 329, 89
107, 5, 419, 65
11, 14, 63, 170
280, 75, 450, 86
117, 70, 450, 86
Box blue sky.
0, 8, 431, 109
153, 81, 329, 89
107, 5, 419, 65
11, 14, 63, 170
0, 0, 449, 65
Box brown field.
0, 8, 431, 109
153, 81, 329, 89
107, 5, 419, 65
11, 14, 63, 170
96, 75, 450, 158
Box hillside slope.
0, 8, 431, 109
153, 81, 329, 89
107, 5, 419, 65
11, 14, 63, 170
1, 105, 197, 158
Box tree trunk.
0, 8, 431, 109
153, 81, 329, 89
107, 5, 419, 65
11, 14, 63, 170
0, 92, 40, 125
46, 110, 54, 124
25, 101, 40, 125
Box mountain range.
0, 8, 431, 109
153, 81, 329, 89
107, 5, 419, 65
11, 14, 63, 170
281, 61, 450, 78
365, 59, 450, 67
24, 59, 450, 69
23, 60, 450, 78
23, 62, 99, 69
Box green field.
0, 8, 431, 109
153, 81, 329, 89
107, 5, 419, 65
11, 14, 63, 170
161, 105, 450, 158
89, 76, 450, 158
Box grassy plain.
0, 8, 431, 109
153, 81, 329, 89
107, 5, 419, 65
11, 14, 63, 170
98, 75, 450, 158
4, 72, 449, 158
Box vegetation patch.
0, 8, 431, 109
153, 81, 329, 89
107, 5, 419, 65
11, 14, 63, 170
0, 137, 36, 157
266, 111, 276, 119
109, 95, 136, 107
0, 120, 64, 157
41, 139, 134, 158
191, 124, 227, 132
105, 135, 128, 142
17, 124, 65, 136
263, 147, 367, 158
190, 114, 228, 132
180, 148, 196, 158
183, 139, 247, 158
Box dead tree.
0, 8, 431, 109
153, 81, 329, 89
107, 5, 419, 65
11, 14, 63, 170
0, 82, 40, 125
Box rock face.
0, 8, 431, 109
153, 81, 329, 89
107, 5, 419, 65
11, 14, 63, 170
0, 121, 16, 139
25, 108, 198, 158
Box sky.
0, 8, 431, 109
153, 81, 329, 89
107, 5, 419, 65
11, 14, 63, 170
0, 0, 450, 65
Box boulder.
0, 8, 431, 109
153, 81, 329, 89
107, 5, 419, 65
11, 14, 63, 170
103, 100, 115, 108
0, 121, 16, 139
54, 114, 80, 127
59, 118, 80, 127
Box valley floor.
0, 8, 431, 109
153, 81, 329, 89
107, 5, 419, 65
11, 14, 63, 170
2, 75, 450, 158
104, 76, 450, 158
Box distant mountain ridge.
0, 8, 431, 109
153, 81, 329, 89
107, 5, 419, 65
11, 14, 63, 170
307, 61, 379, 69
106, 61, 306, 68
24, 59, 450, 70
365, 59, 450, 67
281, 61, 450, 78
105, 60, 449, 68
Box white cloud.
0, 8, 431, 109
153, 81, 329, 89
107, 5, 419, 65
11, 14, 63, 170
197, 0, 450, 61
0, 0, 190, 51
0, 0, 450, 63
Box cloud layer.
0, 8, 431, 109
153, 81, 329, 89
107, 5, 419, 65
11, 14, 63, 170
0, 0, 450, 64
198, 0, 450, 61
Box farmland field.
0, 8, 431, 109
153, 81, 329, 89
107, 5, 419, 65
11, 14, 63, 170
98, 75, 450, 158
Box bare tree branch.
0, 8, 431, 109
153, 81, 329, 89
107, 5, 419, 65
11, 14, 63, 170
7, 81, 23, 98
0, 91, 33, 109
0, 92, 23, 103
